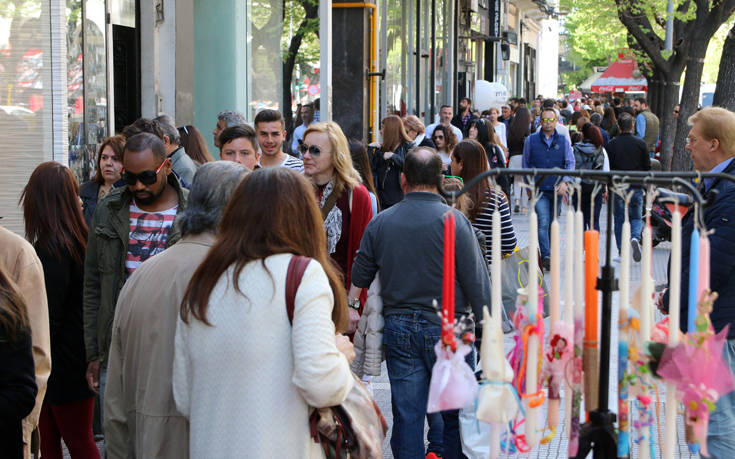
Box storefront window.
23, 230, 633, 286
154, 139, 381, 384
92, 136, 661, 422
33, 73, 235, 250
67, 0, 108, 183
0, 0, 54, 233
194, 0, 321, 155
383, 0, 409, 117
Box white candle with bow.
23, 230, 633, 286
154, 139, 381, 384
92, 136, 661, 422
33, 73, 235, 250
492, 208, 502, 326
525, 208, 539, 447
663, 209, 682, 458
563, 207, 575, 438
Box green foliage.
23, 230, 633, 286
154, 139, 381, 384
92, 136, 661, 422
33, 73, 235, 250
560, 0, 627, 67
703, 15, 735, 83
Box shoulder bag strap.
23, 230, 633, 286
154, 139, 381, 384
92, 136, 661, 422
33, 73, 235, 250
320, 191, 340, 221
285, 255, 312, 324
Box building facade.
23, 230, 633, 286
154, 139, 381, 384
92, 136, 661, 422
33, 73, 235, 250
0, 0, 558, 234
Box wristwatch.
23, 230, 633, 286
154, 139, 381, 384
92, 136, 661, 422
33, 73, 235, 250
348, 297, 361, 310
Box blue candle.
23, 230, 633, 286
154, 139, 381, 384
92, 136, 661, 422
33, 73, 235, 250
687, 228, 700, 333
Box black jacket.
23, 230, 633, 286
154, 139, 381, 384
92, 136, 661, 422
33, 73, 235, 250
0, 328, 37, 459
451, 112, 478, 138
37, 246, 93, 404
606, 133, 650, 172
664, 159, 735, 339
372, 141, 415, 210
419, 137, 436, 149
79, 179, 125, 227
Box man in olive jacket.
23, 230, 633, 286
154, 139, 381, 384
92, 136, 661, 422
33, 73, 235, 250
83, 133, 188, 415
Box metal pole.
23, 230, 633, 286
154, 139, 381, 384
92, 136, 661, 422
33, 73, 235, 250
320, 0, 333, 122
665, 0, 674, 51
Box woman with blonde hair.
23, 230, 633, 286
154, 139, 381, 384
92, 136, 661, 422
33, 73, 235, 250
301, 122, 374, 330
372, 115, 415, 209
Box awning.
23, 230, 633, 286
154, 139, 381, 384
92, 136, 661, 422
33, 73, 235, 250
579, 68, 606, 92
591, 58, 647, 93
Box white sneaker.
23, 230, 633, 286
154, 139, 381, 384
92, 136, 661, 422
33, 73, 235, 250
613, 256, 621, 263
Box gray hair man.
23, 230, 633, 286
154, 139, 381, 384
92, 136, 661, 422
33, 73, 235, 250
213, 110, 247, 148
103, 161, 248, 458
155, 114, 198, 186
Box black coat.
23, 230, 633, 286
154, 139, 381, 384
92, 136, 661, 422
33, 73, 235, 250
79, 179, 125, 227
451, 112, 478, 138
372, 141, 415, 210
36, 247, 93, 404
0, 328, 37, 459
419, 137, 436, 149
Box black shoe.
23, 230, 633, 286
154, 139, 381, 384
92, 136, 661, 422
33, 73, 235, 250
631, 238, 642, 262
514, 205, 520, 214
542, 256, 551, 272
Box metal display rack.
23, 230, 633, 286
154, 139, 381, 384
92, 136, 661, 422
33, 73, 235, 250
438, 168, 735, 458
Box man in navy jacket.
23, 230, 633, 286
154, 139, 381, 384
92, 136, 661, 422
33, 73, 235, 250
662, 106, 735, 457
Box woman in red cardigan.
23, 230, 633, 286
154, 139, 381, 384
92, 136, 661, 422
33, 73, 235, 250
301, 122, 373, 333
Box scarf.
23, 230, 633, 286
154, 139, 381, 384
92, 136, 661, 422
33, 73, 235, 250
320, 179, 342, 254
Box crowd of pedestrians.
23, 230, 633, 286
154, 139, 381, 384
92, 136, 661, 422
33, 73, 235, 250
2, 90, 735, 459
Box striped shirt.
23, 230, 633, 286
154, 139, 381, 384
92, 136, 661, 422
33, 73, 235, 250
281, 154, 304, 172
472, 189, 517, 265
125, 202, 177, 276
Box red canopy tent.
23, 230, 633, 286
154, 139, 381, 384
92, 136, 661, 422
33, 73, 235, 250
590, 58, 647, 93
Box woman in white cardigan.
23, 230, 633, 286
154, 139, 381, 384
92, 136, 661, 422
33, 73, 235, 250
174, 168, 354, 458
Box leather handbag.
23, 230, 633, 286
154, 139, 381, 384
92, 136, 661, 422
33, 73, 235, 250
286, 255, 388, 459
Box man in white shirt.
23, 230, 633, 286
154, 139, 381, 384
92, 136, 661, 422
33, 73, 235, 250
290, 103, 314, 155
425, 105, 463, 141
254, 109, 304, 172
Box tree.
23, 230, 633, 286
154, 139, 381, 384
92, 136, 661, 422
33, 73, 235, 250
560, 0, 628, 88
615, 0, 735, 170
713, 22, 735, 110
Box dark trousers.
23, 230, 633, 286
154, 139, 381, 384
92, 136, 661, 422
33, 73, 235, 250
384, 312, 474, 459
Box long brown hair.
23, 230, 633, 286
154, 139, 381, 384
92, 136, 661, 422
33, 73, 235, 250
178, 125, 215, 164
20, 162, 88, 264
452, 139, 490, 221
181, 168, 349, 332
0, 263, 30, 342
92, 135, 125, 184
432, 124, 459, 152
349, 139, 380, 211
508, 107, 532, 147
381, 115, 412, 153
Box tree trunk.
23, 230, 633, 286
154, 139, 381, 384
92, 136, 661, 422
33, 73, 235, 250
672, 38, 710, 171
658, 67, 684, 171
713, 22, 735, 111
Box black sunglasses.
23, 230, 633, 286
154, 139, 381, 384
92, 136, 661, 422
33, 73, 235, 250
121, 161, 166, 186
299, 143, 322, 156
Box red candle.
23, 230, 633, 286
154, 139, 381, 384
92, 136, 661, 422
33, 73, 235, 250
442, 212, 456, 345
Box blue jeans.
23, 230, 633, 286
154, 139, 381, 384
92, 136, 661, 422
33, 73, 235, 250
613, 189, 644, 252
535, 191, 561, 259
707, 339, 735, 458
99, 367, 107, 434
384, 312, 474, 459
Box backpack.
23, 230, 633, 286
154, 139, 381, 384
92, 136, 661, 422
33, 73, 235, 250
573, 144, 604, 171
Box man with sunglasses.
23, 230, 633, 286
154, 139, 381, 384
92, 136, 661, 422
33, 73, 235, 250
522, 108, 575, 270
83, 132, 188, 422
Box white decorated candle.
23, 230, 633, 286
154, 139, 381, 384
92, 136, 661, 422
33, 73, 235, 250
663, 209, 682, 458
492, 209, 502, 327
550, 219, 561, 325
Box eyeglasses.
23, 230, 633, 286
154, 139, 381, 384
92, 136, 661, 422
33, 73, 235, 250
433, 135, 445, 140
121, 160, 166, 186
299, 143, 322, 156
541, 117, 556, 123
